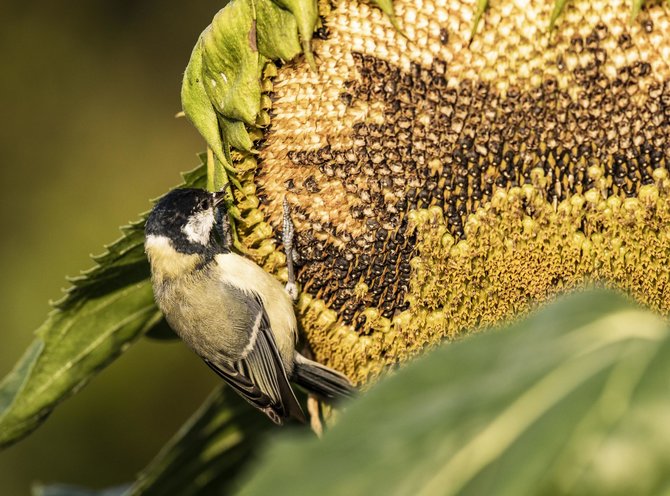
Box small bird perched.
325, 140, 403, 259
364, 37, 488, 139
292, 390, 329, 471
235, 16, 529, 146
144, 188, 355, 424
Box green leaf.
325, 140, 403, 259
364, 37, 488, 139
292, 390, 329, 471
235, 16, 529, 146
0, 282, 160, 449
0, 164, 207, 449
201, 1, 262, 126
239, 289, 670, 495
256, 0, 302, 61
31, 388, 283, 495
271, 0, 318, 69
125, 387, 276, 496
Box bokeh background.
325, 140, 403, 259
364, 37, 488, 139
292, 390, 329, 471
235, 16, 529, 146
0, 1, 226, 493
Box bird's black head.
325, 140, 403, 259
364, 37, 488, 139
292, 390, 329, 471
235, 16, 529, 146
145, 188, 226, 255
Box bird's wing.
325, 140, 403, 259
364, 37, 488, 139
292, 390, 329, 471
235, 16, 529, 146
203, 289, 305, 425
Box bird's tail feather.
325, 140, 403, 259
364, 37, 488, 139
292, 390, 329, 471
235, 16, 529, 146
292, 353, 356, 400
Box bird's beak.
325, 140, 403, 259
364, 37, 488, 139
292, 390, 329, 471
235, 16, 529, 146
212, 190, 227, 208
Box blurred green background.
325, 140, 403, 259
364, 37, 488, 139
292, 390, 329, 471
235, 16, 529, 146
0, 1, 225, 493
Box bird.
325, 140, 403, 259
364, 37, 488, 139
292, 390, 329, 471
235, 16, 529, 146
144, 187, 355, 424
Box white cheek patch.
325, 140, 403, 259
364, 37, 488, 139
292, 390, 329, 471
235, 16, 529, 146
182, 209, 215, 245
145, 233, 172, 251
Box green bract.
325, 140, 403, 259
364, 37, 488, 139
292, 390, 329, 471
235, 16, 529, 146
201, 1, 261, 126
181, 38, 230, 171
179, 0, 312, 189
256, 0, 302, 61
270, 0, 317, 69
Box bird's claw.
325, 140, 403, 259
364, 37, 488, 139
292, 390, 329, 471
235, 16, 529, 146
282, 198, 299, 303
